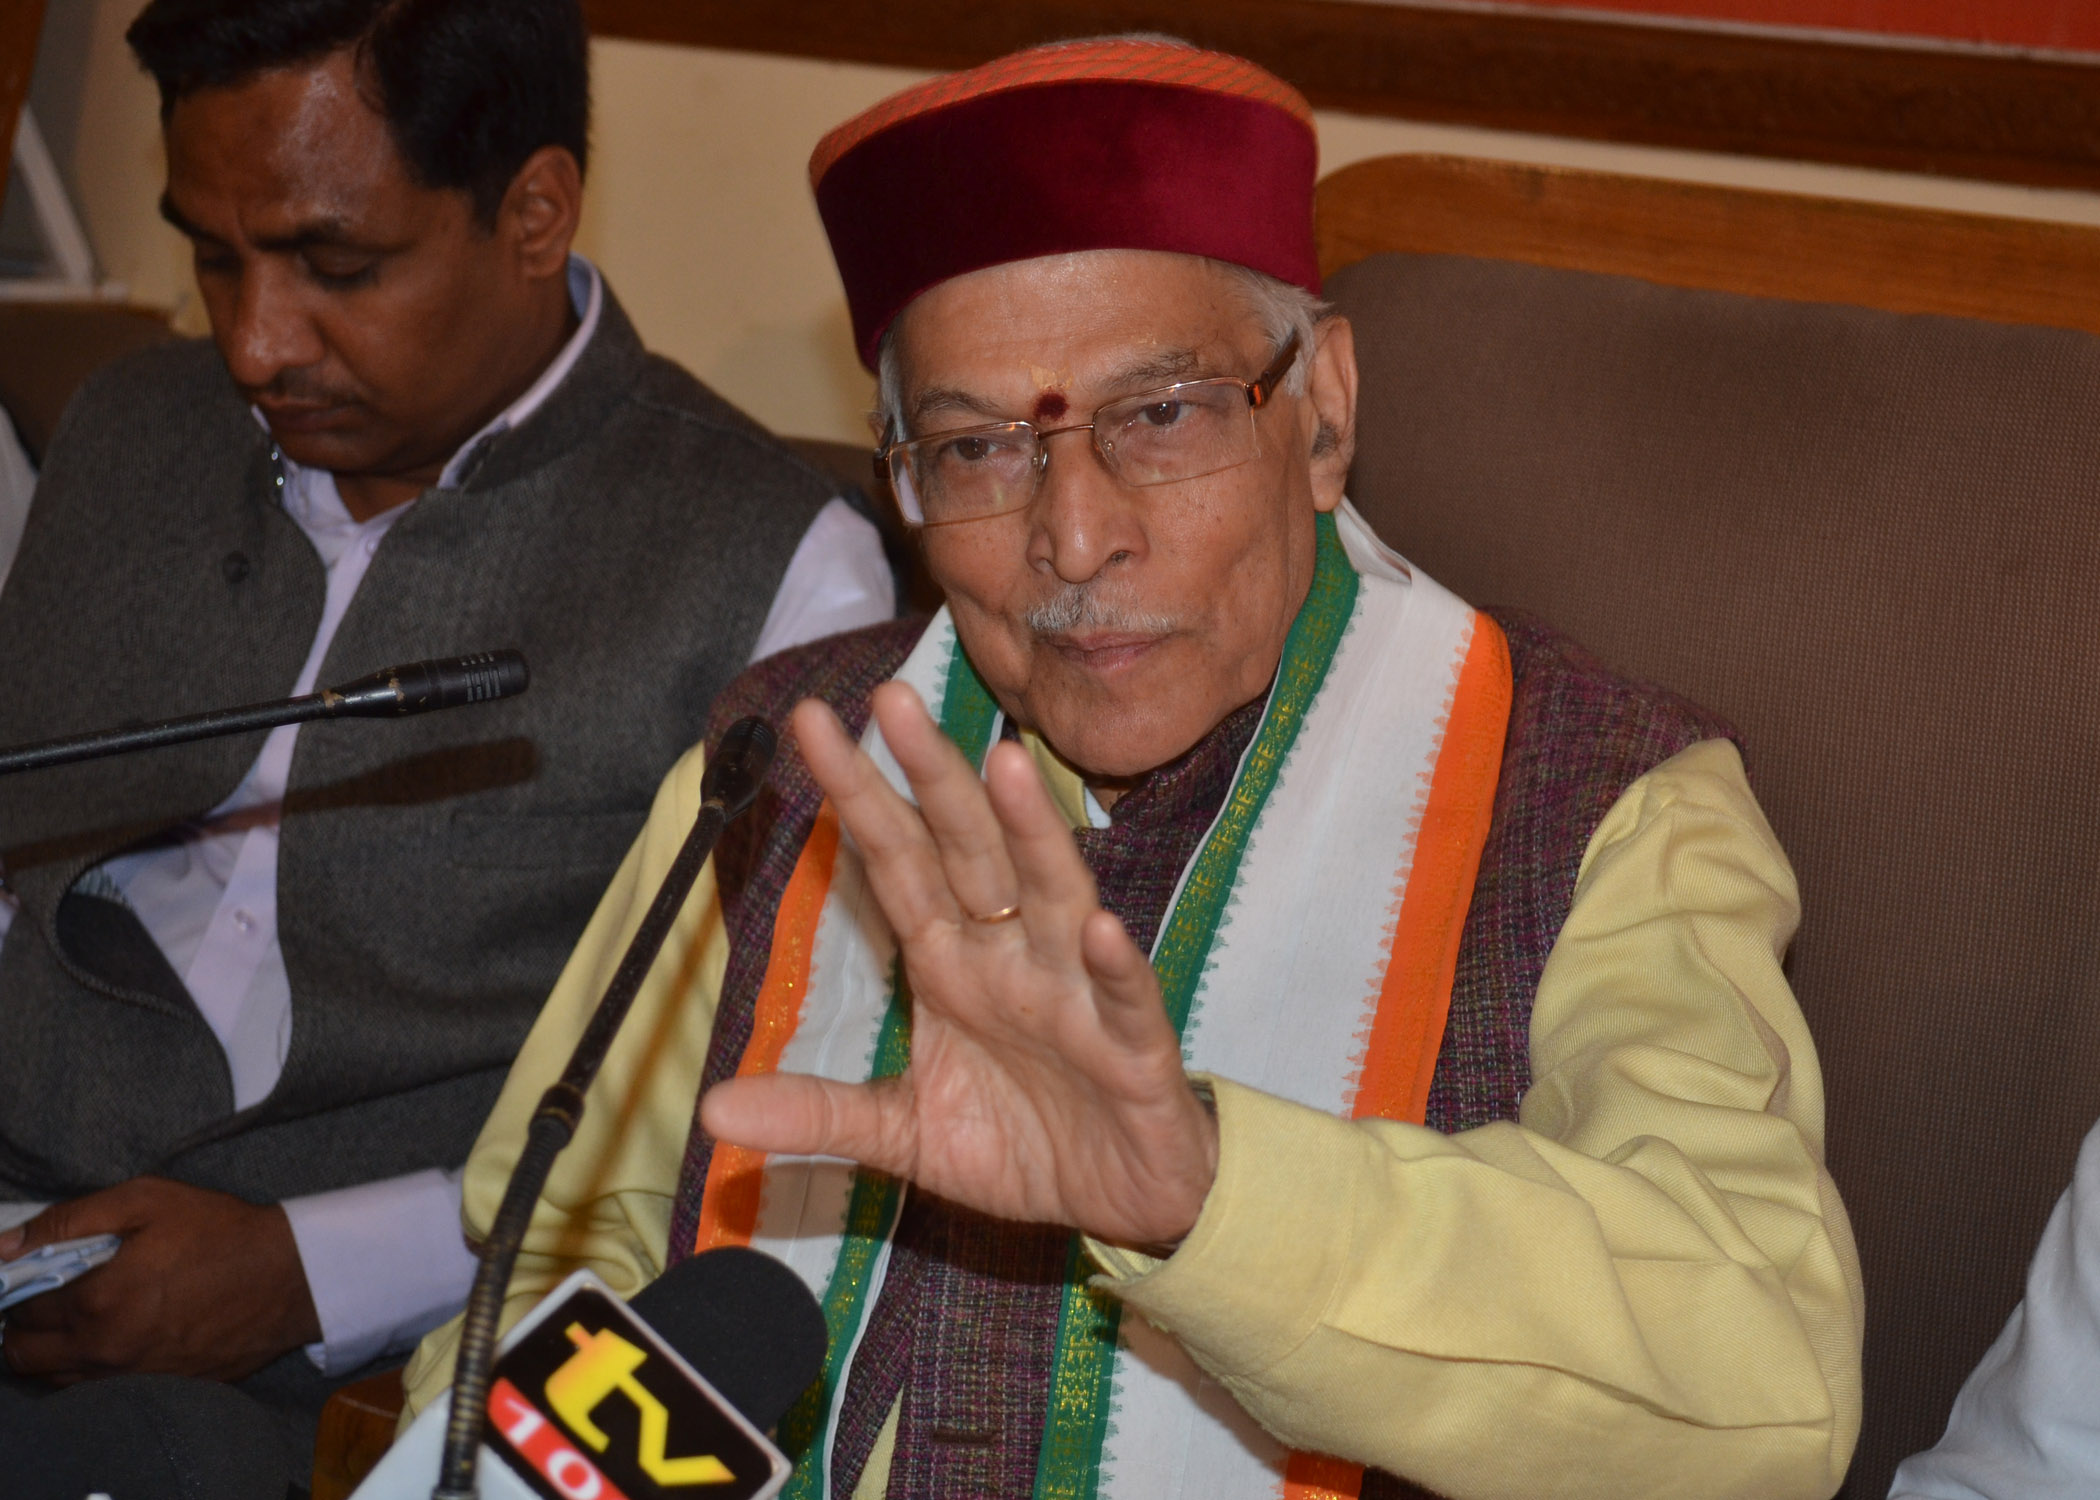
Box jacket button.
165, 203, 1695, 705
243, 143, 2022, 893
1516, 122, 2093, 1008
222, 551, 252, 584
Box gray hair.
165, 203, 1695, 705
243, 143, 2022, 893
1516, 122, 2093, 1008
873, 258, 1329, 444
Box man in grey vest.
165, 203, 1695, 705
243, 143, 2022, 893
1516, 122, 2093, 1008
0, 0, 890, 1483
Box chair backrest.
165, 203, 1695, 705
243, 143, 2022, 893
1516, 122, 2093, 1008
1322, 153, 2100, 1499
0, 302, 177, 463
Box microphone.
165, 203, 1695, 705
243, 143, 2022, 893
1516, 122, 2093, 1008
629, 1247, 828, 1435
435, 717, 779, 1500
0, 650, 531, 776
699, 716, 776, 822
353, 1252, 822, 1500
324, 652, 531, 718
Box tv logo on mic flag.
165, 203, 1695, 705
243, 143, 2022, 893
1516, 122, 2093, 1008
483, 1282, 786, 1500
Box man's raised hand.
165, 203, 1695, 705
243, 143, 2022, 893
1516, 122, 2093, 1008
699, 682, 1219, 1250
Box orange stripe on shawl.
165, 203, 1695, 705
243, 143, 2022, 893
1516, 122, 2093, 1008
1284, 612, 1512, 1500
691, 802, 843, 1253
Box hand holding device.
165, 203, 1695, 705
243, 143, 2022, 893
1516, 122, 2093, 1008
0, 1178, 318, 1383
0, 1234, 119, 1316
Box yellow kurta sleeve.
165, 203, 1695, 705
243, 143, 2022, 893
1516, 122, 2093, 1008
1091, 738, 1865, 1500
401, 741, 730, 1419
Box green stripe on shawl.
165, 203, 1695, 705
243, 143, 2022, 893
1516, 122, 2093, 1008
782, 628, 995, 1497
1035, 510, 1360, 1498
788, 515, 1361, 1497
777, 973, 912, 1500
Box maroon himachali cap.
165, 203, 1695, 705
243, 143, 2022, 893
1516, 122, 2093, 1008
809, 37, 1322, 370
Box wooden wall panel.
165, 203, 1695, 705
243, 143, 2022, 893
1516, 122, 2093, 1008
1318, 153, 2100, 335
582, 0, 2100, 192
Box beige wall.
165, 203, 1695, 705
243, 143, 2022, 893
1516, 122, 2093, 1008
61, 0, 190, 313
52, 16, 2100, 445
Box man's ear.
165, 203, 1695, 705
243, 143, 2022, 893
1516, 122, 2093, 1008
1304, 314, 1358, 515
501, 145, 583, 281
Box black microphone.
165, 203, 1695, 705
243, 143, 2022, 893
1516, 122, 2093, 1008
0, 650, 531, 775
324, 652, 531, 717
352, 1248, 824, 1500
698, 716, 777, 822
435, 716, 779, 1500
630, 1247, 828, 1434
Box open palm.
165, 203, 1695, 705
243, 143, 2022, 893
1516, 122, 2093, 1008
700, 682, 1219, 1249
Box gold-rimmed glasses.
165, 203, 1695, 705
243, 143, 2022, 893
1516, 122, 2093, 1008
876, 331, 1302, 527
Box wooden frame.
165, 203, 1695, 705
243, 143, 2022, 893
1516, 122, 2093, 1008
1317, 152, 2100, 335
581, 0, 2100, 194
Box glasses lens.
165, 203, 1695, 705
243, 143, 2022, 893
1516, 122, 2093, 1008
904, 424, 1038, 523
1099, 382, 1254, 486
886, 449, 926, 525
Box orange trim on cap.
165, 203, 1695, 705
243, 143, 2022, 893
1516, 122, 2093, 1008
692, 802, 843, 1253
809, 38, 1313, 186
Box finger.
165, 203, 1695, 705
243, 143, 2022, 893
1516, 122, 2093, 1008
792, 696, 961, 937
0, 1276, 92, 1376
1, 1282, 68, 1332
0, 1180, 148, 1257
982, 740, 1102, 959
700, 1073, 914, 1177
871, 683, 1022, 924
1081, 910, 1177, 1050
2, 1322, 88, 1379
1, 1202, 74, 1257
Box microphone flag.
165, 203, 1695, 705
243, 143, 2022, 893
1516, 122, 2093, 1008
354, 1270, 791, 1500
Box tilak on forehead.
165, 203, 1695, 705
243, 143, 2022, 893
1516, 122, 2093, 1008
808, 35, 1321, 371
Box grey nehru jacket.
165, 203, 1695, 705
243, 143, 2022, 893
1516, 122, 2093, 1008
0, 287, 834, 1205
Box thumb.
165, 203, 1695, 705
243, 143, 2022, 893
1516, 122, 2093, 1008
0, 1204, 63, 1259
701, 1073, 910, 1175
0, 1182, 145, 1258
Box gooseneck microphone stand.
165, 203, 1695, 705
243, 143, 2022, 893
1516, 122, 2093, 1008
0, 651, 531, 775
433, 715, 778, 1500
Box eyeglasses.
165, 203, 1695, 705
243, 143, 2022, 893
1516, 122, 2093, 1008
876, 331, 1302, 527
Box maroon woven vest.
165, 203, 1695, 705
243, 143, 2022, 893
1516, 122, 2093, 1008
667, 608, 1737, 1498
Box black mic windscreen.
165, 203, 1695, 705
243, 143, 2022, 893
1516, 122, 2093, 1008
326, 650, 530, 717
628, 1247, 826, 1434
700, 716, 777, 820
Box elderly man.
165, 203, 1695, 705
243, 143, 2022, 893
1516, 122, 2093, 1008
410, 38, 1863, 1500
0, 0, 889, 1485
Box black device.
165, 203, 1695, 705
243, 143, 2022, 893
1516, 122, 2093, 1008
434, 715, 780, 1500
352, 1246, 825, 1500
629, 1247, 829, 1435
0, 650, 531, 776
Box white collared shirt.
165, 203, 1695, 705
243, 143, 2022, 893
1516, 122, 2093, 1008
0, 257, 893, 1371
1890, 1115, 2100, 1499
0, 411, 33, 595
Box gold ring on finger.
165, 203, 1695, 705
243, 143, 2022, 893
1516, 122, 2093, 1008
968, 902, 1023, 925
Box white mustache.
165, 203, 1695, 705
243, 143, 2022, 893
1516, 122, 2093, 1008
1023, 587, 1179, 636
